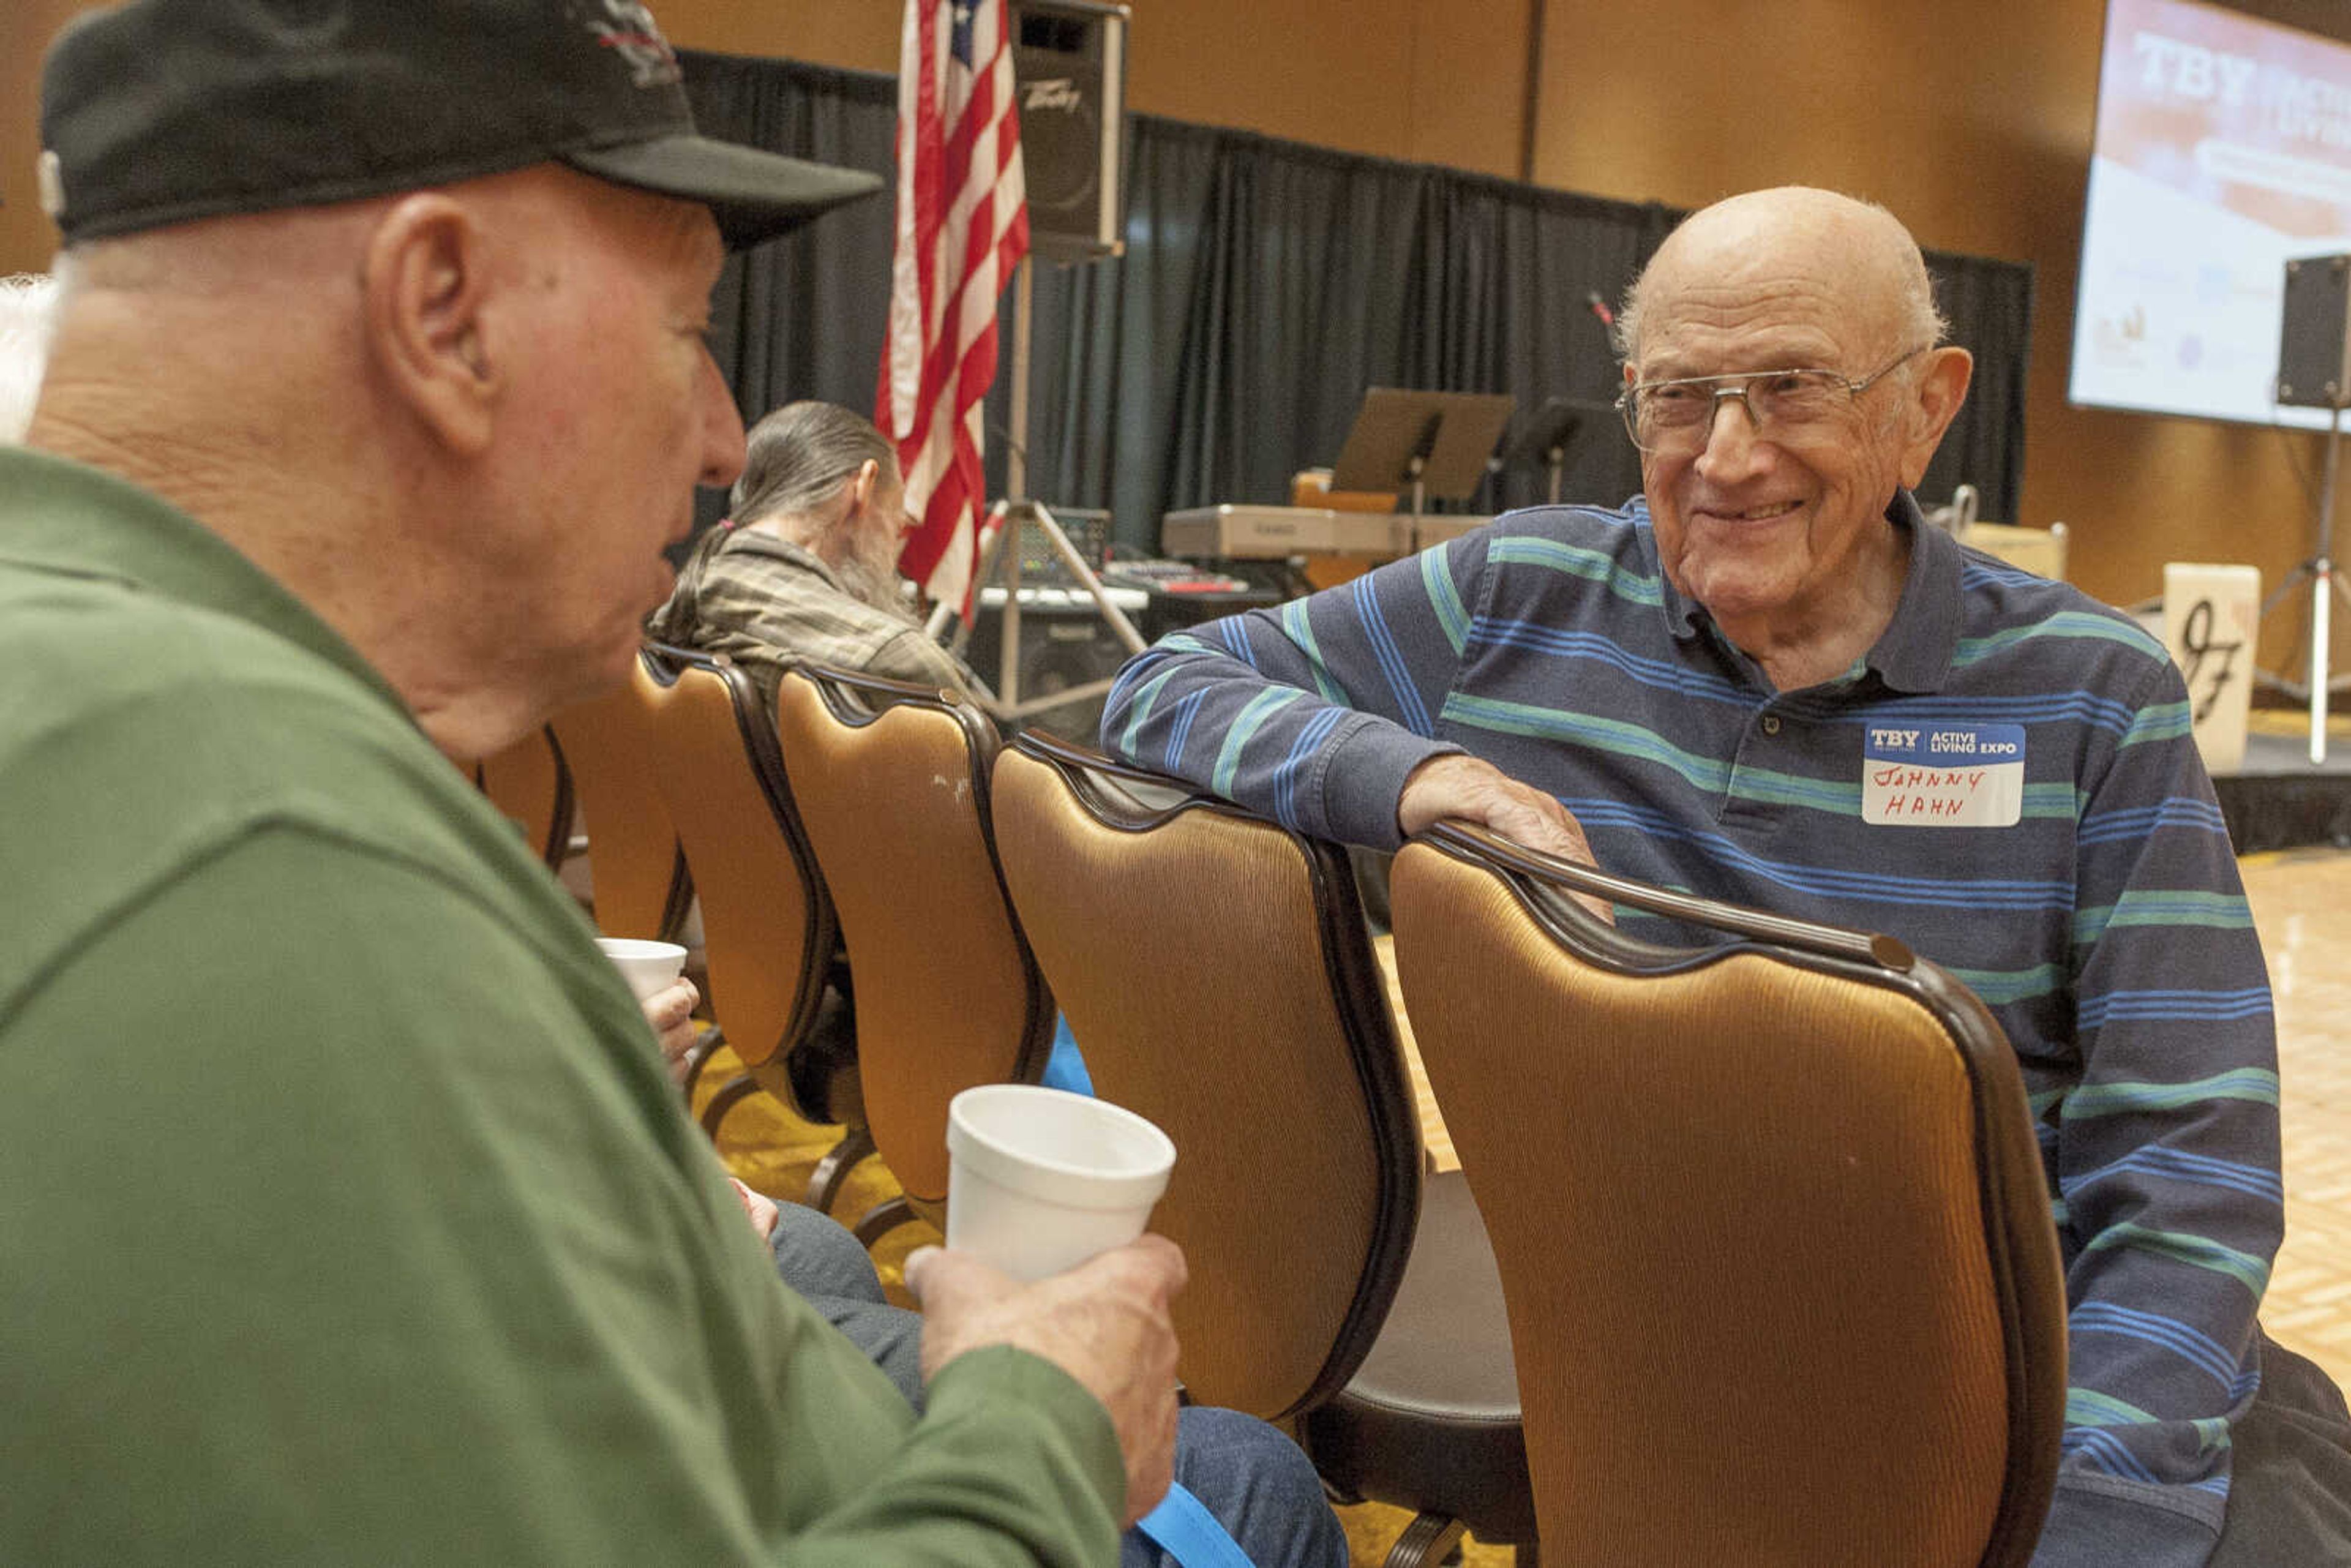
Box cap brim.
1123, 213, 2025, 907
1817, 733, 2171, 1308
564, 135, 882, 251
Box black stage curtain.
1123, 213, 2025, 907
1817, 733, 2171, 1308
680, 50, 2034, 552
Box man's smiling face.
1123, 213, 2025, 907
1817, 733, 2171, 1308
1624, 192, 1951, 654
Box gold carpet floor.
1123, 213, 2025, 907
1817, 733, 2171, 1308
701, 844, 2351, 1568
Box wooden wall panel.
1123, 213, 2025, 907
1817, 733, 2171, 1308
656, 0, 1529, 171
656, 0, 899, 73
1408, 0, 1532, 179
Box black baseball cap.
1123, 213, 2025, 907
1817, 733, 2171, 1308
37, 0, 883, 250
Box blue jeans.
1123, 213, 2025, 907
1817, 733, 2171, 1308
771, 1201, 1346, 1568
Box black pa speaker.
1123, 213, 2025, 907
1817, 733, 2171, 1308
2278, 253, 2351, 408
964, 594, 1131, 742
1010, 0, 1128, 261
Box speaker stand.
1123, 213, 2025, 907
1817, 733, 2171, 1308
924, 254, 1145, 721
2254, 402, 2351, 764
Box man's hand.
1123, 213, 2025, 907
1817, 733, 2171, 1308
906, 1236, 1187, 1527
728, 1177, 780, 1242
639, 977, 701, 1086
1398, 753, 1613, 922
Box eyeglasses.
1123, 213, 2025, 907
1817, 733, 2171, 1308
1616, 346, 1930, 454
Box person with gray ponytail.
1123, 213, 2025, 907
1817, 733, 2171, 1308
648, 399, 981, 699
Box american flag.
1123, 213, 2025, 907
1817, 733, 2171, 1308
878, 0, 1029, 617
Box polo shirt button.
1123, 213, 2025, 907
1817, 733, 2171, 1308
1761, 715, 1782, 735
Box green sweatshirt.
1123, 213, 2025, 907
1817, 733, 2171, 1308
0, 446, 1124, 1565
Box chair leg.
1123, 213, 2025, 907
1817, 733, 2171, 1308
806, 1125, 876, 1215
852, 1195, 917, 1248
1384, 1513, 1467, 1568
697, 1071, 763, 1138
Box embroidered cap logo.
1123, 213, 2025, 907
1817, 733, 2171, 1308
586, 0, 683, 89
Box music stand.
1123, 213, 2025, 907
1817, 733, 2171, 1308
1502, 396, 1617, 504
1330, 388, 1517, 516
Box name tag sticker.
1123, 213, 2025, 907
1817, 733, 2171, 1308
1862, 724, 2024, 827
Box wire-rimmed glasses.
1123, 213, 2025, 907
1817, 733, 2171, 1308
1617, 345, 1930, 454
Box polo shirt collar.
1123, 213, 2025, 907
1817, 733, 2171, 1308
0, 445, 410, 716
1864, 490, 1961, 693
1646, 487, 1959, 693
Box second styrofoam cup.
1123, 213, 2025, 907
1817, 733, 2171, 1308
945, 1084, 1177, 1281
594, 937, 688, 1002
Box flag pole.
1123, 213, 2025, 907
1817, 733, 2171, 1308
902, 0, 1142, 716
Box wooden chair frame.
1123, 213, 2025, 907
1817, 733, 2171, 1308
547, 656, 695, 944
1393, 819, 2067, 1567
640, 643, 869, 1212
774, 662, 1057, 1244
997, 735, 1543, 1567
994, 729, 1428, 1417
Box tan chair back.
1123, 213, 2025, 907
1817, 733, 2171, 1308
637, 648, 835, 1078
773, 665, 1051, 1210
547, 657, 691, 940
989, 732, 1422, 1420
471, 724, 572, 871
1389, 822, 2066, 1568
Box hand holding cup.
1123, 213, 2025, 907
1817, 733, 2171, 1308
595, 939, 699, 1082
920, 1084, 1185, 1524
907, 1234, 1187, 1526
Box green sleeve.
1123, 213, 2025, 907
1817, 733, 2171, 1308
0, 827, 1122, 1566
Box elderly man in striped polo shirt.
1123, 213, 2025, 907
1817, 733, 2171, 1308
1101, 185, 2351, 1566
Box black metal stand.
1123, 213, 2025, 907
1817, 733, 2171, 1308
1501, 397, 1613, 505
924, 255, 1146, 719
2255, 402, 2351, 763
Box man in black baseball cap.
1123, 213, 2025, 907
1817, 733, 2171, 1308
0, 6, 1344, 1564
36, 0, 882, 250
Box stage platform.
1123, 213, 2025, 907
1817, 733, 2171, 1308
2215, 712, 2351, 855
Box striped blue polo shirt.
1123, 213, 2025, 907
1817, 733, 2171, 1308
1103, 493, 2281, 1565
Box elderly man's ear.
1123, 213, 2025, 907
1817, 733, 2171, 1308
361, 193, 506, 456
1897, 345, 1974, 490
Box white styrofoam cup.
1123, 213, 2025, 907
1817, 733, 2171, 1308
594, 937, 688, 1002
945, 1084, 1177, 1282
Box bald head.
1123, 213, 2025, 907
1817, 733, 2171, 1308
1614, 188, 1946, 366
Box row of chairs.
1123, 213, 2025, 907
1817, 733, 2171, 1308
476, 650, 2068, 1567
